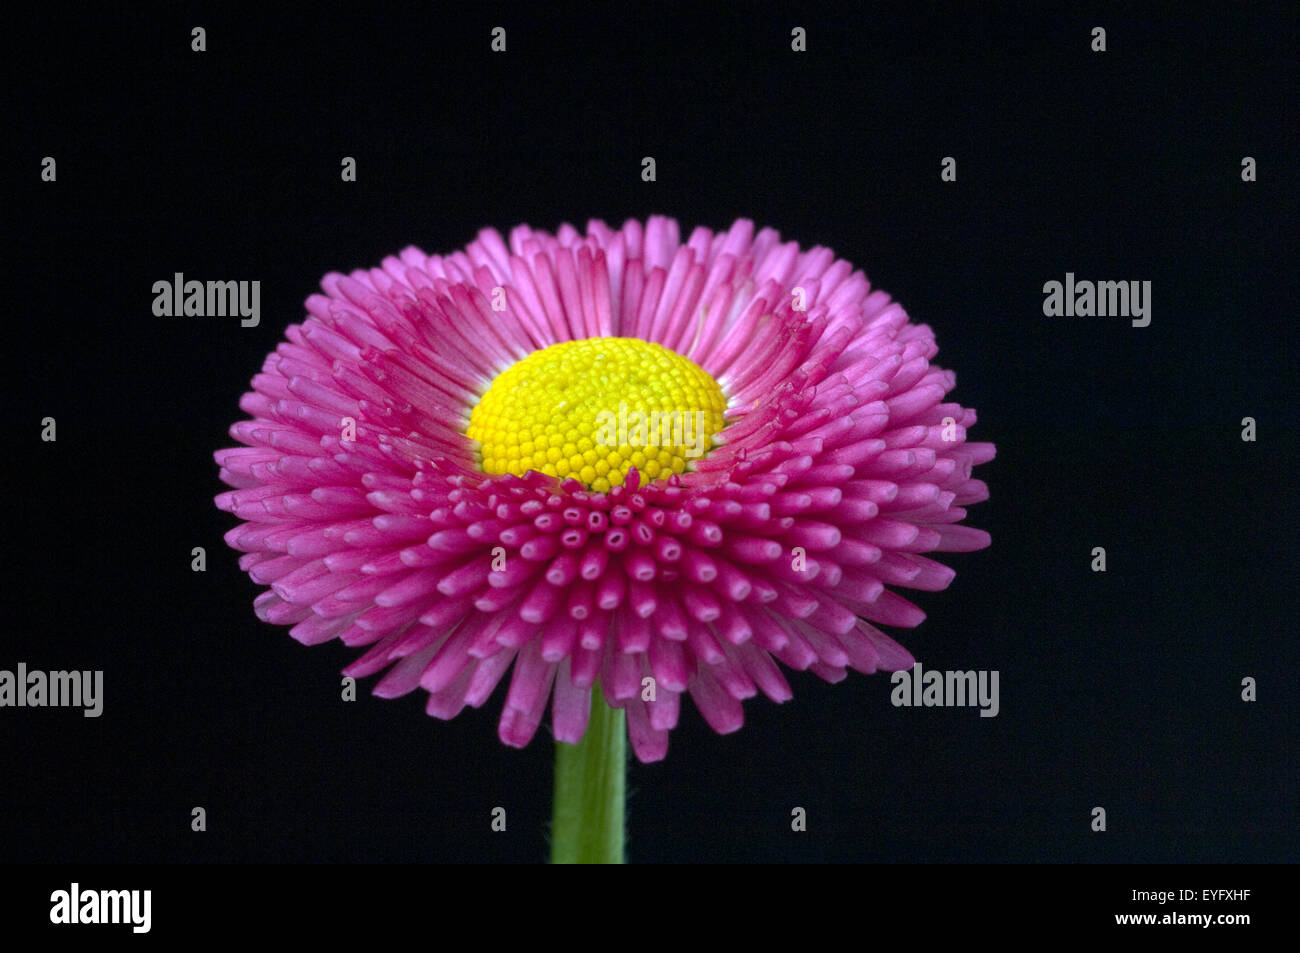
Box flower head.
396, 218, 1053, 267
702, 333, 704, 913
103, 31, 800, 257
215, 216, 994, 762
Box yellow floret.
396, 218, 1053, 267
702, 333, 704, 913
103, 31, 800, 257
466, 337, 727, 491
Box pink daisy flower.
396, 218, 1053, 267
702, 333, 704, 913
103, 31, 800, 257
214, 215, 994, 763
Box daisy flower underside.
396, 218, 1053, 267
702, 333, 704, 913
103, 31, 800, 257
215, 216, 995, 762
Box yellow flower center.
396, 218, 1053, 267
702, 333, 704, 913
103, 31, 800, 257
466, 337, 727, 493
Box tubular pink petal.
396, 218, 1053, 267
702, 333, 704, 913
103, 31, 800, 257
707, 651, 758, 701
425, 665, 474, 720
648, 636, 691, 692
374, 638, 444, 698
645, 686, 681, 732
688, 668, 745, 735
288, 613, 353, 647
930, 524, 993, 552
551, 660, 591, 744
463, 649, 516, 708
624, 698, 670, 763
734, 643, 794, 703
859, 589, 928, 628
601, 648, 642, 702
418, 622, 480, 693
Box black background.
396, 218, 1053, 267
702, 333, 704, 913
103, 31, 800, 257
4, 2, 1295, 865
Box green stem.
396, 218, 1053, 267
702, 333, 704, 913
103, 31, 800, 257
550, 683, 625, 864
